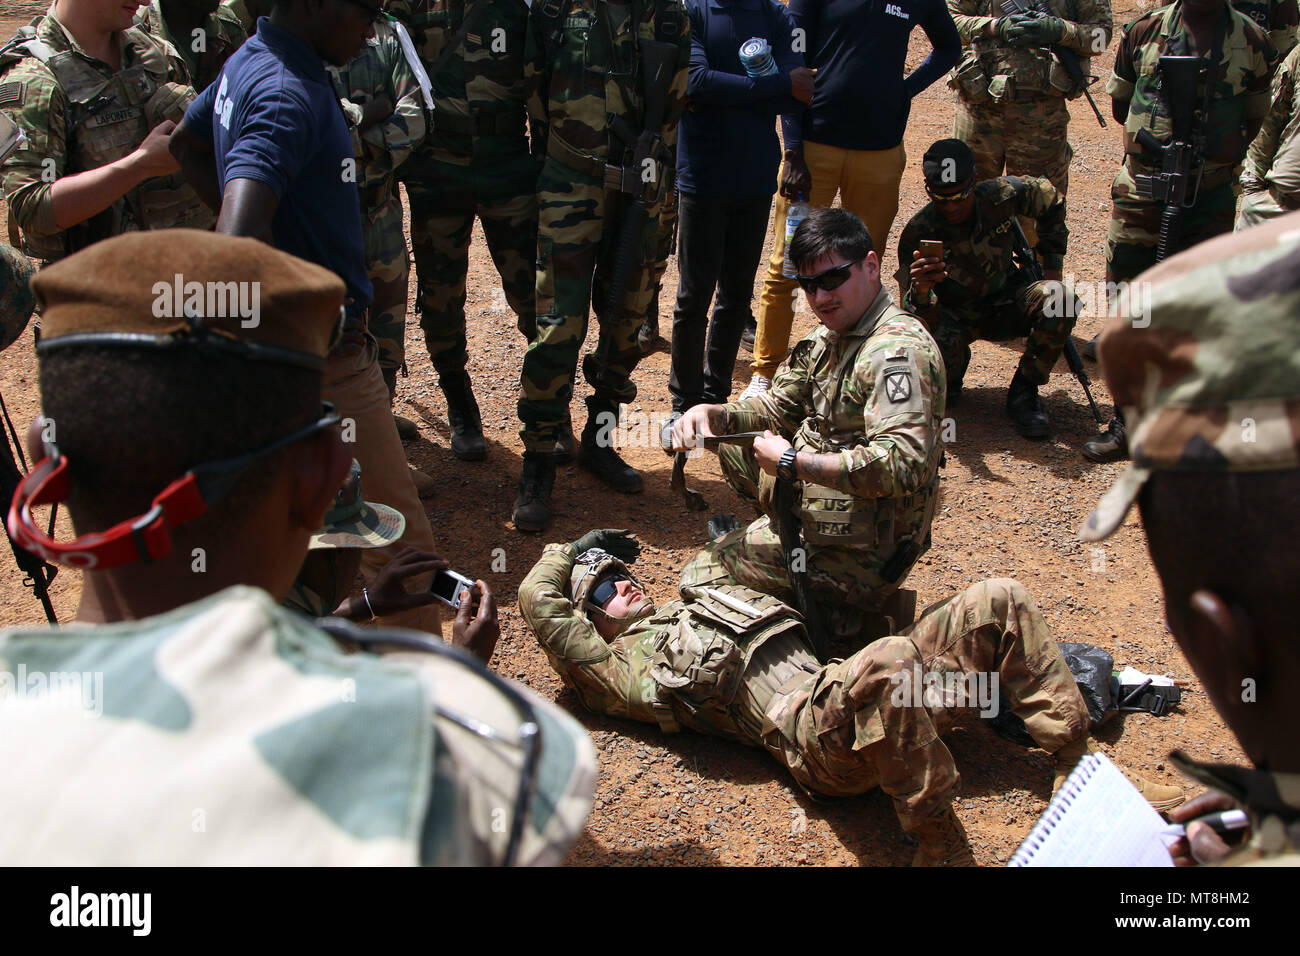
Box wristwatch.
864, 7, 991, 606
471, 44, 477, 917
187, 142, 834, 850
777, 448, 799, 481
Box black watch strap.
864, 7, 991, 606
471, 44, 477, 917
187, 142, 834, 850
778, 448, 799, 481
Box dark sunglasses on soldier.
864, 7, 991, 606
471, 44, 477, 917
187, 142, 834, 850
926, 182, 975, 204
795, 261, 855, 294
590, 574, 631, 609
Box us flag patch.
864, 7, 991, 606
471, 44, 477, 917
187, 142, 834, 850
0, 83, 24, 108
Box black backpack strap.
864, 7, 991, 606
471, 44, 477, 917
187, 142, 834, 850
654, 0, 683, 43
537, 0, 574, 63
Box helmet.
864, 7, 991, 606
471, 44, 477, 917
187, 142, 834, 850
569, 548, 653, 634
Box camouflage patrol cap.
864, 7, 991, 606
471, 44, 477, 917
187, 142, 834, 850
1081, 212, 1300, 541
309, 459, 405, 550
922, 138, 975, 193
0, 243, 35, 352
568, 548, 648, 614
31, 230, 345, 371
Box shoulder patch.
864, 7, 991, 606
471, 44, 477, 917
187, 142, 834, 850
0, 82, 24, 108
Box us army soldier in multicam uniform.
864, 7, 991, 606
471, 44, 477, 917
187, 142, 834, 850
671, 209, 944, 641
1082, 212, 1300, 866
136, 0, 248, 92
388, 0, 539, 463
948, 0, 1111, 196
897, 140, 1077, 441
512, 0, 690, 532
1239, 43, 1300, 227
0, 229, 595, 866
329, 14, 430, 486
519, 532, 1180, 865
0, 0, 212, 262
1087, 0, 1277, 464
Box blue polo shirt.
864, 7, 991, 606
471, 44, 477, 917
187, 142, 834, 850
782, 0, 961, 152
183, 17, 372, 313
676, 0, 806, 199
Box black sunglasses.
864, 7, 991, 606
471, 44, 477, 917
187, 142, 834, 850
927, 182, 974, 204
341, 0, 384, 24
795, 261, 856, 294
590, 573, 630, 608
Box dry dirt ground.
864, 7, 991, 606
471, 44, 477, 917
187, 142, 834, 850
0, 0, 1247, 866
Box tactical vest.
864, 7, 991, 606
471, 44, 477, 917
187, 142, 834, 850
949, 0, 1093, 103
0, 21, 211, 261
647, 584, 814, 742
790, 314, 942, 556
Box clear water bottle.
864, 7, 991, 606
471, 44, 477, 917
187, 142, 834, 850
739, 38, 778, 78
782, 192, 810, 278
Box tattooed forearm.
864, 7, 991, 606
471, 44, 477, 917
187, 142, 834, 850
795, 451, 843, 486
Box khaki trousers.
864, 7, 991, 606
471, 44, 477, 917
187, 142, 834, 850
324, 339, 442, 636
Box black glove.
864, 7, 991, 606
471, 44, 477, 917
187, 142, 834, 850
998, 13, 1041, 46
571, 529, 641, 563
1019, 14, 1065, 44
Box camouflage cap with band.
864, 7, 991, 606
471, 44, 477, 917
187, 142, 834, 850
309, 459, 405, 550
30, 229, 346, 370
1081, 212, 1300, 542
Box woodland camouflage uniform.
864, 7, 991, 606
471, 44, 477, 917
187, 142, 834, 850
0, 13, 212, 262
895, 175, 1076, 390
389, 0, 540, 382
329, 19, 428, 392
520, 544, 1090, 857
135, 0, 248, 92
517, 0, 690, 454
1231, 0, 1299, 57
948, 0, 1112, 194
1104, 1, 1276, 282
1082, 213, 1300, 866
680, 287, 945, 638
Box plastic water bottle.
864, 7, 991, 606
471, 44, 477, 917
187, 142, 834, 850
739, 38, 778, 78
782, 192, 810, 278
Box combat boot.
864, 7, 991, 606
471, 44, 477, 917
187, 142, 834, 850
1005, 370, 1051, 439
512, 452, 555, 532
577, 398, 643, 493
439, 371, 487, 462
1053, 737, 1185, 813
910, 804, 977, 867
1081, 415, 1127, 464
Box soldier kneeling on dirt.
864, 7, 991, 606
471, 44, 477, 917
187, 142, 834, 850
519, 529, 1185, 866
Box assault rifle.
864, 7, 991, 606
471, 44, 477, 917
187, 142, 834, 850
0, 394, 57, 623
604, 38, 678, 317
1131, 55, 1207, 262
1000, 0, 1107, 127
1007, 218, 1105, 424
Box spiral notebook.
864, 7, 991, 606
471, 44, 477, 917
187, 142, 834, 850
1008, 753, 1174, 867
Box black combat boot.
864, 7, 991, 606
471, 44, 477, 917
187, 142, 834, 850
1081, 413, 1128, 463
577, 397, 643, 493
512, 452, 556, 532
1005, 370, 1051, 439
439, 371, 487, 461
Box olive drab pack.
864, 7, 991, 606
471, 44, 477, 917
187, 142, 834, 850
0, 21, 210, 261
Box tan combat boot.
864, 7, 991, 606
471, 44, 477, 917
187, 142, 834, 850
393, 413, 419, 441
409, 465, 437, 500
910, 804, 977, 867
1053, 737, 1185, 813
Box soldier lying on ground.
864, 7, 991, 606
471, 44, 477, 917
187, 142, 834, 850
668, 208, 944, 642
285, 458, 498, 664
1082, 212, 1300, 866
519, 529, 1183, 866
0, 230, 594, 865
897, 138, 1079, 442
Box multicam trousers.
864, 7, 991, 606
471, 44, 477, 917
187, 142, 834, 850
518, 156, 664, 452
935, 279, 1079, 387
953, 92, 1073, 195
757, 578, 1089, 832
405, 152, 539, 380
